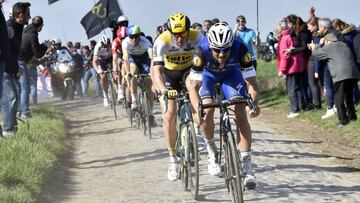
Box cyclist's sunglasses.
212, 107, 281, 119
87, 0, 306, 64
173, 31, 188, 38
129, 34, 140, 39
212, 47, 230, 53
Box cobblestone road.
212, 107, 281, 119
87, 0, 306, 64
42, 98, 360, 203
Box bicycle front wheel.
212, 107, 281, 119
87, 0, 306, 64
108, 81, 117, 120
143, 93, 152, 139
225, 131, 244, 203
186, 123, 199, 200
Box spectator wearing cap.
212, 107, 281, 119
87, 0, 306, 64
310, 33, 360, 127
3, 2, 31, 137
18, 16, 47, 115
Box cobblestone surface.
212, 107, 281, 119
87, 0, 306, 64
42, 98, 360, 203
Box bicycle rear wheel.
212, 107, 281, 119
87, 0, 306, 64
143, 93, 152, 139
225, 132, 244, 203
186, 123, 199, 200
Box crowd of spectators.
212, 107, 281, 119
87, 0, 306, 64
276, 7, 360, 127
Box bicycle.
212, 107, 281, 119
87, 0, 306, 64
130, 73, 152, 139
164, 89, 199, 200
198, 84, 256, 203
104, 69, 118, 120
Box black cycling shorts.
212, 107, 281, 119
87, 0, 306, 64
162, 67, 191, 92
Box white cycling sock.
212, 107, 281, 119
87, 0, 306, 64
240, 151, 253, 173
131, 93, 137, 103
102, 91, 107, 98
169, 155, 177, 163
118, 87, 124, 95
205, 138, 217, 157
194, 123, 201, 135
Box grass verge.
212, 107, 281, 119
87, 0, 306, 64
0, 105, 67, 203
257, 59, 360, 144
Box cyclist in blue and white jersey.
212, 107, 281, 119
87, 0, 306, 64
194, 22, 259, 189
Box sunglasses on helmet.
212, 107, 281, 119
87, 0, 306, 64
129, 34, 140, 39
212, 47, 230, 53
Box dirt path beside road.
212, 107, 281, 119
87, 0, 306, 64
39, 98, 360, 202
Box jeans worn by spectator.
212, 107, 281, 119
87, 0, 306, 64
286, 72, 306, 113
81, 66, 100, 97
28, 66, 38, 104
17, 60, 31, 117
0, 61, 4, 99
323, 66, 335, 109
2, 73, 19, 133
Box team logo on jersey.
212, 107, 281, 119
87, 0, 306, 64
165, 53, 193, 65
243, 53, 252, 63
184, 43, 194, 51
193, 56, 202, 67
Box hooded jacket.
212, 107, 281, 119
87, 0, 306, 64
19, 24, 47, 63
277, 29, 306, 75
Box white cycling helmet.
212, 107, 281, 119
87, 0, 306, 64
100, 35, 110, 46
52, 38, 61, 44
208, 22, 234, 49
117, 15, 128, 23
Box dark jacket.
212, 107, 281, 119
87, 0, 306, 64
19, 24, 47, 63
341, 24, 359, 69
6, 18, 24, 74
354, 32, 360, 65
289, 26, 312, 59
0, 5, 12, 63
312, 41, 360, 83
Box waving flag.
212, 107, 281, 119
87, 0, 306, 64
81, 0, 123, 39
48, 0, 59, 5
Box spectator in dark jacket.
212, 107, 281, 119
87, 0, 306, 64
0, 0, 12, 103
2, 2, 31, 137
311, 33, 360, 127
18, 16, 47, 117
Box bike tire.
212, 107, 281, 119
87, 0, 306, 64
226, 132, 244, 203
67, 82, 75, 100
143, 93, 152, 139
187, 123, 199, 200
109, 84, 117, 120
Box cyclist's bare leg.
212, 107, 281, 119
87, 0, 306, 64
160, 98, 177, 157
245, 76, 260, 117
129, 64, 139, 108
122, 63, 131, 104
233, 103, 252, 151
200, 98, 215, 140
99, 73, 108, 95
185, 77, 202, 124
145, 79, 154, 108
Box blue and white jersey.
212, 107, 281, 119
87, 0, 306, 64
197, 37, 252, 72
234, 27, 256, 60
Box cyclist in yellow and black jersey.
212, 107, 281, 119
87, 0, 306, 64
152, 12, 204, 181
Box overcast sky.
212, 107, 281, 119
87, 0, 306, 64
2, 0, 359, 45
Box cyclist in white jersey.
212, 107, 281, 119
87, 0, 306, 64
122, 25, 156, 125
92, 35, 113, 106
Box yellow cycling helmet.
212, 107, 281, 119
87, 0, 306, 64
167, 12, 191, 33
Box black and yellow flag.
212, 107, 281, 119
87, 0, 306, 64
48, 0, 59, 5
81, 0, 123, 39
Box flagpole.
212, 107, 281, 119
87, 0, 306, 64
256, 0, 259, 31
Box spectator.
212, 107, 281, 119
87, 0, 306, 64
277, 18, 306, 118
234, 15, 258, 70
81, 45, 99, 97
202, 19, 212, 34
285, 14, 313, 111
311, 33, 360, 127
211, 18, 220, 25
0, 0, 12, 106
317, 17, 340, 119
2, 2, 31, 137
18, 16, 47, 117
332, 18, 360, 104
70, 41, 84, 97
306, 16, 324, 110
